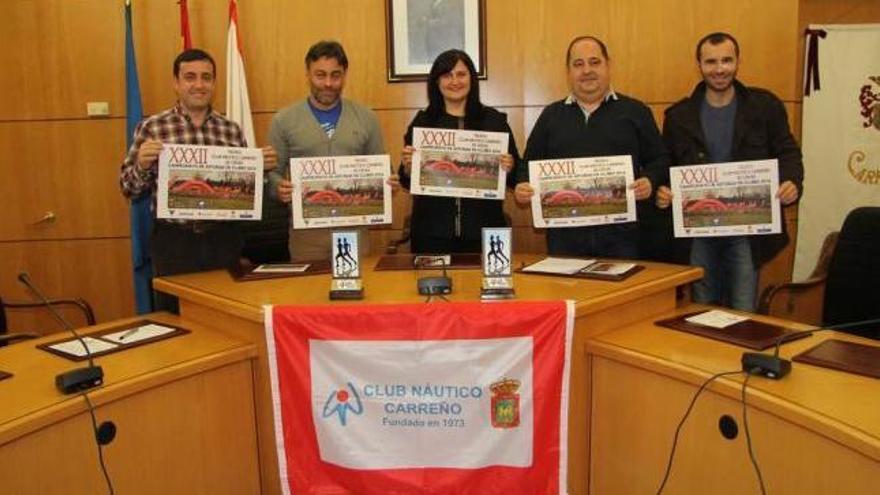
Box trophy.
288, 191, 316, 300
329, 230, 364, 300
480, 227, 514, 300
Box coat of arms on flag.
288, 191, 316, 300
491, 377, 522, 428
264, 301, 573, 494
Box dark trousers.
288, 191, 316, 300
411, 235, 481, 254
547, 223, 639, 259
150, 221, 243, 313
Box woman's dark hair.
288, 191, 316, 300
425, 49, 483, 125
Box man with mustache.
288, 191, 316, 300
268, 40, 390, 261
657, 32, 803, 311
120, 48, 277, 312
514, 36, 668, 258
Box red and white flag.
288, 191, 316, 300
265, 301, 574, 494
225, 0, 255, 147
178, 0, 192, 49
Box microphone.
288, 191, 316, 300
741, 316, 880, 380
416, 256, 453, 296
17, 272, 104, 394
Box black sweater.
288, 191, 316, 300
519, 94, 668, 190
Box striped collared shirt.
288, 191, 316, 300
119, 103, 246, 200
564, 90, 619, 124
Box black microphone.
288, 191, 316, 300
18, 272, 104, 394
741, 316, 880, 380
416, 256, 453, 296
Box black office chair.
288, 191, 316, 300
822, 207, 880, 339
241, 197, 291, 264
760, 207, 880, 339
0, 295, 96, 346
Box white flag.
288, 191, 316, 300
794, 24, 880, 279
226, 0, 255, 147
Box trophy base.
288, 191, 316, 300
480, 277, 515, 300
329, 278, 364, 300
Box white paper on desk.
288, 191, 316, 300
580, 262, 636, 276
253, 263, 310, 273
413, 255, 451, 267
102, 324, 177, 344
521, 257, 596, 275
685, 310, 749, 329
48, 337, 118, 357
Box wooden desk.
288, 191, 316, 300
586, 306, 880, 494
0, 314, 261, 495
154, 255, 701, 494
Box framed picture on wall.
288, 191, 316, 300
385, 0, 487, 82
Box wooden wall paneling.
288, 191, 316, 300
479, 0, 525, 107
0, 239, 134, 334
516, 0, 799, 106
132, 0, 195, 115
0, 120, 130, 241
0, 0, 123, 120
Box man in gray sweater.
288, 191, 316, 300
269, 40, 389, 261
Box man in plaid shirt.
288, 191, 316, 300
120, 48, 277, 312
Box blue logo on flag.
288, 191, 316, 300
322, 382, 363, 426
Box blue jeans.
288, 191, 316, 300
690, 236, 758, 311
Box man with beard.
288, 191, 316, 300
657, 32, 803, 311
514, 36, 667, 258
268, 40, 391, 261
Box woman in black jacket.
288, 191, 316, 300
399, 49, 521, 253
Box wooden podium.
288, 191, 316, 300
153, 255, 702, 495
0, 314, 260, 494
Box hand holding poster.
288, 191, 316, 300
528, 155, 636, 228
291, 155, 392, 229
410, 127, 508, 199
670, 159, 781, 237
156, 144, 263, 220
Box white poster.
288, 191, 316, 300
670, 160, 781, 238
410, 127, 508, 199
156, 144, 263, 220
794, 24, 880, 280
528, 155, 636, 228
291, 155, 392, 229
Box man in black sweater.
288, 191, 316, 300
514, 36, 668, 258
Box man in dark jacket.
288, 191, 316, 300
657, 32, 804, 311
514, 36, 667, 258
